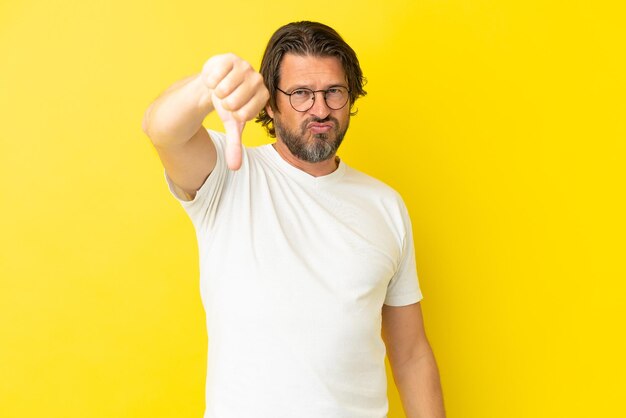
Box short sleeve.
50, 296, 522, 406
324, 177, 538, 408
383, 202, 423, 306
164, 129, 229, 231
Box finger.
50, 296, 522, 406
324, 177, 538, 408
212, 60, 252, 101
232, 87, 271, 122
212, 94, 244, 171
202, 54, 236, 90
220, 72, 267, 115
223, 118, 243, 171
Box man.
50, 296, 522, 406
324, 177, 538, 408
143, 21, 445, 418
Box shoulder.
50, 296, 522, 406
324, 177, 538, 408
341, 165, 406, 205
206, 129, 227, 148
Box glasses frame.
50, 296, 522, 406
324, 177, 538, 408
276, 86, 351, 112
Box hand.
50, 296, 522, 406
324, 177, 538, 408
201, 54, 269, 170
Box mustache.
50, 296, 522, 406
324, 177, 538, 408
301, 116, 339, 129
309, 116, 338, 124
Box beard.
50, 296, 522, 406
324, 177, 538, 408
273, 114, 349, 163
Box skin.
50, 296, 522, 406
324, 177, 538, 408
142, 53, 269, 200
267, 54, 350, 177
383, 302, 446, 418
142, 51, 445, 417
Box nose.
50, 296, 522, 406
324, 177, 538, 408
307, 91, 331, 119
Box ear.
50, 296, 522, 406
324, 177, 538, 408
266, 103, 275, 119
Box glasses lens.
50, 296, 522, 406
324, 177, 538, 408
287, 87, 350, 111
290, 89, 315, 111
325, 87, 349, 110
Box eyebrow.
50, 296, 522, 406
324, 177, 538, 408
285, 83, 349, 91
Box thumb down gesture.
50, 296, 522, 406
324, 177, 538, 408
202, 54, 270, 170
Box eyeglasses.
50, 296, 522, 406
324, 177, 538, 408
276, 86, 350, 112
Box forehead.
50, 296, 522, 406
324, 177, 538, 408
278, 53, 346, 88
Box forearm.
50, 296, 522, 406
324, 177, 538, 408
392, 348, 446, 418
142, 74, 213, 148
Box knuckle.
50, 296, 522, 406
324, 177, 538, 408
202, 53, 240, 87
251, 72, 263, 83
202, 66, 223, 90
202, 55, 217, 71
204, 75, 220, 90
213, 83, 228, 98
223, 52, 237, 63
234, 108, 252, 121
223, 96, 240, 112
261, 86, 270, 100
204, 54, 226, 71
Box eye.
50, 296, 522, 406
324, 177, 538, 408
291, 89, 311, 97
327, 87, 342, 94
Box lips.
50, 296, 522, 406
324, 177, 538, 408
307, 122, 334, 134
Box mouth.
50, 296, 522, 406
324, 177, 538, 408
307, 122, 334, 134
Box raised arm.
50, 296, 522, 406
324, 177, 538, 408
142, 53, 269, 200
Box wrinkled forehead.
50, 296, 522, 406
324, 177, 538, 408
277, 53, 348, 89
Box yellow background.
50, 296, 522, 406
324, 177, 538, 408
1, 0, 624, 417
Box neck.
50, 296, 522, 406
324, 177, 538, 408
272, 140, 339, 177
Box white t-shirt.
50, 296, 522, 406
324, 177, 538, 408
166, 130, 422, 418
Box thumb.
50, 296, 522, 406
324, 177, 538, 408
212, 95, 245, 170
223, 118, 244, 171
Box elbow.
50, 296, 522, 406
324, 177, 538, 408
141, 104, 154, 137
141, 105, 167, 148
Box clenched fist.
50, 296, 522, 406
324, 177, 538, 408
201, 54, 269, 170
